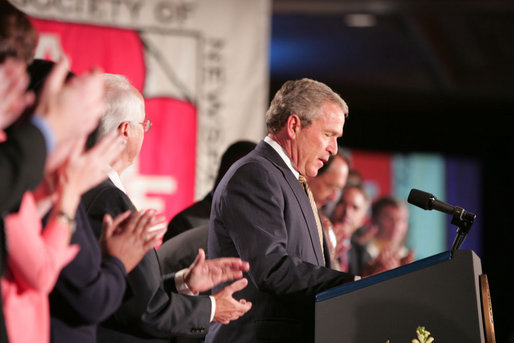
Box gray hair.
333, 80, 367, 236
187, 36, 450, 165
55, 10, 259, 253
265, 78, 348, 134
96, 73, 144, 139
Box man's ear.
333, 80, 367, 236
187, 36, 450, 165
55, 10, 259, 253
118, 122, 130, 138
286, 114, 302, 139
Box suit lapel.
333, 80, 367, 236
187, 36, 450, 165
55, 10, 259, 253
105, 177, 138, 212
255, 141, 325, 266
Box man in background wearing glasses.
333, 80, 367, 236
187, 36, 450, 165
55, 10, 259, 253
82, 73, 252, 343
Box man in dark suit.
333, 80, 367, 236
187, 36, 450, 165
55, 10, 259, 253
206, 78, 359, 343
82, 73, 252, 343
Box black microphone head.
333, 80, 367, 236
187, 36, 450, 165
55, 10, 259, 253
407, 189, 435, 210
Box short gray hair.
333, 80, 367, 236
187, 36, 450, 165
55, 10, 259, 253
265, 78, 348, 134
96, 73, 144, 139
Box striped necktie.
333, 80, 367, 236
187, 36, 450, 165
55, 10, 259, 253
298, 175, 325, 263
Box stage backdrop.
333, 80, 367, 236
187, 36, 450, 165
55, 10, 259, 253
11, 0, 270, 222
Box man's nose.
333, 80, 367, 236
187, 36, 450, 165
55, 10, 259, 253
328, 137, 338, 155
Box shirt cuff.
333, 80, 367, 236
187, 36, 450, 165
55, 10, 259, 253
30, 116, 55, 153
174, 269, 216, 322
209, 295, 216, 322
174, 268, 198, 295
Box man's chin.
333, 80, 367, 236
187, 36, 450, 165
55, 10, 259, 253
306, 166, 321, 178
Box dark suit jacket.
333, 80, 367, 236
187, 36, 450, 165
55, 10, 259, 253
206, 141, 355, 343
49, 204, 127, 343
163, 193, 212, 243
157, 227, 208, 343
0, 122, 47, 343
348, 237, 372, 276
82, 179, 212, 342
0, 123, 47, 214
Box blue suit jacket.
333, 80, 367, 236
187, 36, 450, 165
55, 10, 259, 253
206, 141, 355, 343
49, 204, 127, 343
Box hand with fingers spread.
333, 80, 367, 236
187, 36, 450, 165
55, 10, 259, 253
34, 59, 105, 145
183, 248, 250, 294
0, 58, 35, 130
100, 209, 166, 272
33, 131, 125, 219
55, 131, 125, 196
212, 278, 252, 324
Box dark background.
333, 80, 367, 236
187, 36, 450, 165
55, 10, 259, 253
269, 1, 514, 341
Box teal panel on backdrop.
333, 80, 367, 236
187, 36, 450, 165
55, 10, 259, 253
392, 154, 447, 259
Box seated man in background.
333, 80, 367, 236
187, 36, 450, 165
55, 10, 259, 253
82, 73, 252, 343
163, 140, 256, 243
361, 195, 415, 276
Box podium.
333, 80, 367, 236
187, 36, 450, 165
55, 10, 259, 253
315, 250, 493, 342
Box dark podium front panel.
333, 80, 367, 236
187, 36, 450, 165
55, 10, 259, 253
315, 250, 485, 342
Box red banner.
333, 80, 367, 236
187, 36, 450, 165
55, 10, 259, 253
31, 18, 197, 221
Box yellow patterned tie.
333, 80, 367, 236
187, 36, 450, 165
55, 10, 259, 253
298, 175, 325, 263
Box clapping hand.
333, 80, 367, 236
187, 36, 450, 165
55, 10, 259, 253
212, 278, 252, 324
184, 248, 250, 294
100, 209, 166, 272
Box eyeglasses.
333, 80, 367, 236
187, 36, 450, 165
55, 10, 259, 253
139, 119, 152, 133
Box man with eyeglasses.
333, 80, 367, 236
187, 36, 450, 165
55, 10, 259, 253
82, 73, 252, 343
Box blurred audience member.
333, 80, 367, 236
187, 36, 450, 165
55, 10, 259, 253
1, 57, 106, 213
16, 59, 165, 343
346, 168, 363, 188
1, 4, 106, 341
308, 149, 350, 211
306, 149, 350, 268
361, 196, 415, 277
0, 1, 37, 65
330, 185, 370, 274
163, 140, 256, 243
1, 132, 123, 343
319, 155, 357, 219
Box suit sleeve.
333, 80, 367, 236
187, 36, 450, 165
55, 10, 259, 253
49, 204, 128, 325
0, 123, 47, 213
83, 184, 212, 338
216, 162, 354, 297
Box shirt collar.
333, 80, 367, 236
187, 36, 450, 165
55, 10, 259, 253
264, 135, 300, 180
108, 169, 127, 194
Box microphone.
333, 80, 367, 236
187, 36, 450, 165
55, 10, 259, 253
407, 188, 476, 223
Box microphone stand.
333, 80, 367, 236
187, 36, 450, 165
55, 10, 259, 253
450, 206, 476, 255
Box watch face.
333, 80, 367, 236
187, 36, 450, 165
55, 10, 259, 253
56, 211, 76, 234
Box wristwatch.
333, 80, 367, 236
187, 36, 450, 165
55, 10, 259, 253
56, 210, 77, 235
